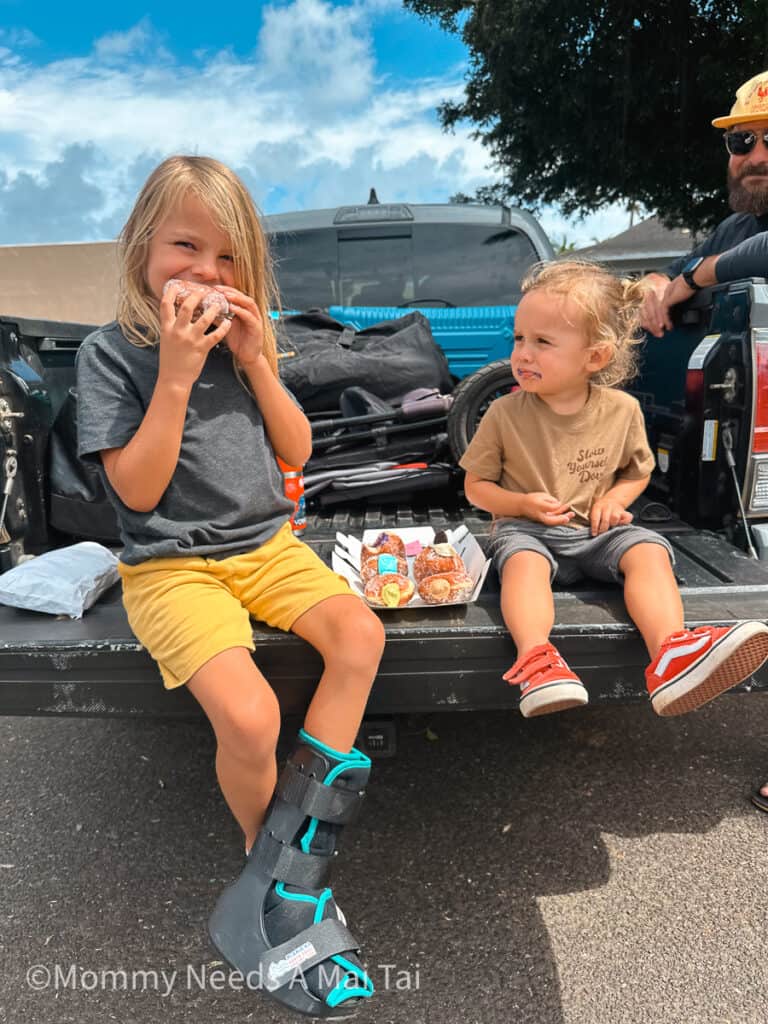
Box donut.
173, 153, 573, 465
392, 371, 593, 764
361, 553, 408, 583
361, 531, 406, 561
163, 278, 233, 325
364, 573, 415, 608
417, 571, 475, 605
413, 542, 466, 582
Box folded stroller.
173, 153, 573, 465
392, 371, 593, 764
305, 387, 455, 507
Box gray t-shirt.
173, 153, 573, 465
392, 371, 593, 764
76, 321, 294, 565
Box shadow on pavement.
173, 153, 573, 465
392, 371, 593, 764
1, 695, 765, 1023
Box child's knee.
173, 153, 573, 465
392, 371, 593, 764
620, 541, 673, 577
326, 605, 385, 672
216, 692, 282, 761
501, 548, 553, 582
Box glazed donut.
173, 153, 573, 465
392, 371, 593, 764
163, 278, 233, 325
413, 542, 466, 582
417, 571, 475, 605
361, 531, 406, 561
361, 553, 408, 583
364, 573, 415, 608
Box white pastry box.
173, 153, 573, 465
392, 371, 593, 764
331, 524, 491, 610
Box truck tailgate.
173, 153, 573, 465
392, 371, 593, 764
2, 505, 768, 717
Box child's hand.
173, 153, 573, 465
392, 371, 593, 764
522, 492, 575, 526
212, 286, 264, 368
589, 497, 633, 536
158, 282, 233, 390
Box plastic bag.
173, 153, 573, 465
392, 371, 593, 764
0, 542, 119, 618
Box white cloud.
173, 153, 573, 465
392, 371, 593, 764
0, 4, 628, 250
0, 28, 40, 48
258, 0, 374, 107
94, 18, 157, 60
354, 0, 402, 12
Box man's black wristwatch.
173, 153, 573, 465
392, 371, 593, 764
681, 256, 706, 291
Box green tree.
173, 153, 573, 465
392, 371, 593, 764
404, 0, 768, 232
554, 235, 577, 254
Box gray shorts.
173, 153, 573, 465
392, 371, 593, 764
488, 517, 675, 585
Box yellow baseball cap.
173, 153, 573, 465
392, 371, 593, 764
712, 70, 768, 128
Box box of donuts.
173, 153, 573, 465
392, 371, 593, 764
331, 525, 491, 609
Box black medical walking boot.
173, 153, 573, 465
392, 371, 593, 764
209, 729, 373, 1018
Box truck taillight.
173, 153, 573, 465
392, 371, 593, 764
685, 367, 704, 413
754, 341, 768, 453
749, 460, 768, 509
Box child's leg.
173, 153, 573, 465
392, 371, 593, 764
209, 591, 384, 1017
619, 542, 684, 658
499, 550, 588, 716
185, 647, 281, 853
620, 541, 768, 715
499, 549, 555, 653
290, 594, 385, 750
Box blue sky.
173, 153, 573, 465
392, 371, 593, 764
0, 0, 629, 247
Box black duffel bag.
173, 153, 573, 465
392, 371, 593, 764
277, 310, 453, 412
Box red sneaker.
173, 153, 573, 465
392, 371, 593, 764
503, 642, 589, 718
646, 621, 768, 716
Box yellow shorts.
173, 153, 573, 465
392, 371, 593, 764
118, 522, 353, 690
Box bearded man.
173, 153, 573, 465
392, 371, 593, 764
640, 71, 768, 336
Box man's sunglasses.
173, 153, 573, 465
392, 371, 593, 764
724, 129, 768, 156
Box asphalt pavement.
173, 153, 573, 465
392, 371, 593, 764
1, 695, 767, 1024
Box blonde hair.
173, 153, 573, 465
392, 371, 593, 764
521, 259, 647, 387
116, 155, 280, 378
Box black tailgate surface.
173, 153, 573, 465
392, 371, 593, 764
2, 504, 768, 717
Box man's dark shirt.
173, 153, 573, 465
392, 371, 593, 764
664, 212, 768, 278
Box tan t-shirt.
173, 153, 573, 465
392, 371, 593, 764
458, 385, 655, 528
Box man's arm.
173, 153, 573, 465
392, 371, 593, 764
663, 239, 714, 281
712, 230, 768, 281
642, 215, 757, 337
660, 230, 768, 318
642, 230, 727, 337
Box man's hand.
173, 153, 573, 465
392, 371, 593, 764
521, 492, 575, 526
657, 255, 719, 328
639, 273, 673, 338
589, 497, 633, 536
658, 274, 696, 323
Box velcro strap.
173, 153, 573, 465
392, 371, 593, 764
251, 829, 332, 889
277, 763, 364, 824
259, 917, 360, 993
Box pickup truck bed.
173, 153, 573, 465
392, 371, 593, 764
3, 498, 768, 719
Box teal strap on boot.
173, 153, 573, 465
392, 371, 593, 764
208, 729, 373, 1019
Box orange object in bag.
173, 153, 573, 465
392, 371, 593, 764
276, 457, 306, 534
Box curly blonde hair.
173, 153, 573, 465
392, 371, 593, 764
521, 259, 647, 387
116, 155, 280, 378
